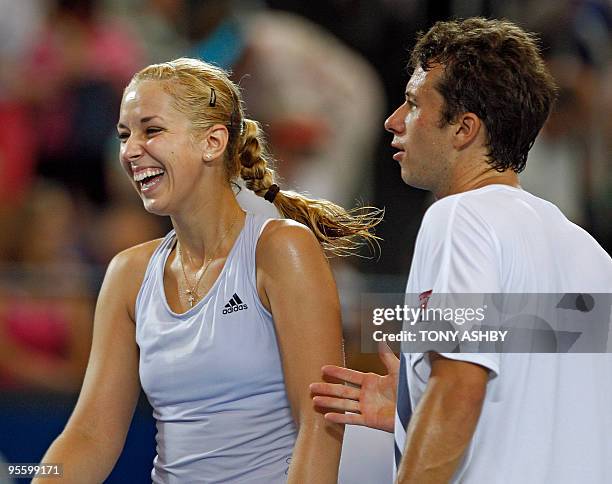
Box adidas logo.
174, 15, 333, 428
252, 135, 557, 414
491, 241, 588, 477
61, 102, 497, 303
222, 293, 248, 314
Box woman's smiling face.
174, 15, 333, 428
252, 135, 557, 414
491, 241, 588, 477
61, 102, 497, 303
117, 80, 205, 216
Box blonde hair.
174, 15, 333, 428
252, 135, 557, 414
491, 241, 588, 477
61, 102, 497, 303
128, 58, 382, 256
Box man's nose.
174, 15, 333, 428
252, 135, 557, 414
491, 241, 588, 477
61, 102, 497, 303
384, 106, 404, 134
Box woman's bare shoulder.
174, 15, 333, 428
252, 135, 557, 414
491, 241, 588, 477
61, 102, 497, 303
102, 238, 168, 314
256, 219, 325, 274
110, 238, 167, 273
258, 219, 315, 250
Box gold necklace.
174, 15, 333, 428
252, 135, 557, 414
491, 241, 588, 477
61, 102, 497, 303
177, 215, 240, 307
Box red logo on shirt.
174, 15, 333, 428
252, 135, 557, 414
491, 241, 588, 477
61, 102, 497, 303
419, 290, 433, 310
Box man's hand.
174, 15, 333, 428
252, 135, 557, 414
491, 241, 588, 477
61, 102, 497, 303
310, 343, 399, 433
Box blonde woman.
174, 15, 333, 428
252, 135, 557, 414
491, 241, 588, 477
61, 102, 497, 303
35, 58, 380, 483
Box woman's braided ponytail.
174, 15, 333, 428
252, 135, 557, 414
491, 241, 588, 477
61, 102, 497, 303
238, 119, 276, 197
238, 118, 382, 256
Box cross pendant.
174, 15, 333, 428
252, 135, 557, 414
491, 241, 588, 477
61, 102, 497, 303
186, 290, 196, 307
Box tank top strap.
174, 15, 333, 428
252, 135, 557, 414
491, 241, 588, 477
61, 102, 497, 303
135, 230, 176, 318
237, 213, 276, 290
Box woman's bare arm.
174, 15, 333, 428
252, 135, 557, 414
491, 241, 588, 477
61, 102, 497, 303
257, 221, 344, 484
33, 242, 158, 483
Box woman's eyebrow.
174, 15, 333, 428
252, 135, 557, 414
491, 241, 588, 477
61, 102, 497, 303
117, 115, 164, 129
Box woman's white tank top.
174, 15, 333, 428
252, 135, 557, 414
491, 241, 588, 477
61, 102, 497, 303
135, 213, 297, 483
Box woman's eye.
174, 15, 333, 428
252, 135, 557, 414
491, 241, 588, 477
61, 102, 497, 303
117, 132, 129, 142
146, 127, 162, 135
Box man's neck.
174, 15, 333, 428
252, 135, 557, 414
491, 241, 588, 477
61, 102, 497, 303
434, 164, 520, 200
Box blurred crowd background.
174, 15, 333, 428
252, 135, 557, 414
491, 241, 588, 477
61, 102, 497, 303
0, 0, 609, 481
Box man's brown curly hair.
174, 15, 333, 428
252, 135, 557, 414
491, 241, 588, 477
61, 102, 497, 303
410, 18, 558, 173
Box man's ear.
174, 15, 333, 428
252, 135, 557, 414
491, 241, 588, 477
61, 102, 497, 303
452, 112, 482, 150
201, 124, 229, 162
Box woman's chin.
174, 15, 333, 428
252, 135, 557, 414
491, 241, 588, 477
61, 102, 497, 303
141, 198, 169, 217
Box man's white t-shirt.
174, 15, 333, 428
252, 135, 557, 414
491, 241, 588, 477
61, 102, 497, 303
396, 185, 612, 483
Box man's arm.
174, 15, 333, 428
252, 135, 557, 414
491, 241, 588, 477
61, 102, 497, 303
397, 353, 488, 484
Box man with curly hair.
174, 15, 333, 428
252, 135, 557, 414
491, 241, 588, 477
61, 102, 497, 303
312, 17, 612, 483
